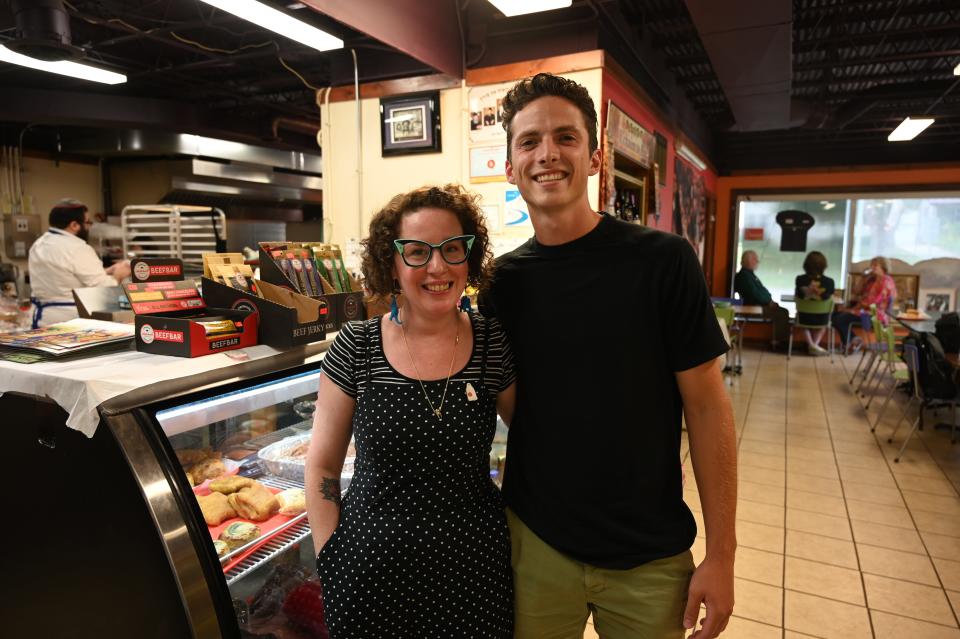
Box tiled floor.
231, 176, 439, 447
586, 345, 960, 638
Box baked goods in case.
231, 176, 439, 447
197, 492, 237, 526
176, 448, 213, 466
228, 484, 280, 521
209, 475, 254, 494
190, 457, 227, 482
220, 521, 260, 549
276, 488, 306, 516
213, 540, 229, 558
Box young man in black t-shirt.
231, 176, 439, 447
480, 74, 737, 639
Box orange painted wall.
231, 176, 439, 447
712, 166, 960, 296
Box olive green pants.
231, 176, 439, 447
508, 509, 694, 639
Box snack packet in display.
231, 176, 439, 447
286, 254, 313, 296
212, 264, 256, 294
315, 248, 344, 293
328, 247, 352, 292
310, 248, 334, 290
195, 318, 241, 337
303, 257, 326, 296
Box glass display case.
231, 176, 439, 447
151, 367, 332, 638
5, 338, 508, 638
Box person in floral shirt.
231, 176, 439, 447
833, 256, 897, 352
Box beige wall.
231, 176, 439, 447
21, 156, 101, 230
109, 161, 172, 213
320, 67, 603, 263
1, 156, 100, 268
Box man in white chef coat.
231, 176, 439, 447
27, 199, 131, 327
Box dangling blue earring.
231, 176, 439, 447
459, 296, 472, 313
390, 294, 402, 325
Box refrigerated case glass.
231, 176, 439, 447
154, 367, 331, 637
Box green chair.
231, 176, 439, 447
714, 304, 740, 381
788, 297, 835, 361
852, 304, 882, 395
870, 324, 910, 432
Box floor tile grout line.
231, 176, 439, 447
778, 351, 789, 639
809, 354, 877, 638
834, 354, 960, 629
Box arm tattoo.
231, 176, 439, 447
320, 476, 341, 507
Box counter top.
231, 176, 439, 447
0, 339, 333, 437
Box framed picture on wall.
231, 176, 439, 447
380, 91, 441, 156
919, 288, 956, 313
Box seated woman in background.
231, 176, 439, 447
832, 255, 897, 353
795, 251, 835, 355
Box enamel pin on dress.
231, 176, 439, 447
465, 382, 478, 401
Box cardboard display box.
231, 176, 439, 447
73, 286, 134, 324
123, 277, 257, 357
258, 243, 365, 332
201, 277, 328, 349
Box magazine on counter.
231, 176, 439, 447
0, 318, 134, 361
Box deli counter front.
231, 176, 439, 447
4, 343, 337, 639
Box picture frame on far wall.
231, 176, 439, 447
380, 91, 441, 157
919, 288, 956, 313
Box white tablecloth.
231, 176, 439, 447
0, 344, 288, 437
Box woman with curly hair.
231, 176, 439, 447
305, 184, 516, 638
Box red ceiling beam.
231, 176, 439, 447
300, 0, 462, 77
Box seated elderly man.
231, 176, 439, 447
734, 250, 790, 351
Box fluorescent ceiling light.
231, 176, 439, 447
954, 62, 960, 76
0, 45, 126, 84
820, 201, 836, 210
887, 117, 935, 142
487, 0, 573, 17
199, 0, 342, 52
676, 142, 707, 171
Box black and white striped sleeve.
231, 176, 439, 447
490, 318, 516, 392
320, 321, 360, 397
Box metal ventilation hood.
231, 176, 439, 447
61, 130, 324, 220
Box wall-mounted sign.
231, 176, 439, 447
606, 102, 654, 167
469, 145, 507, 183
504, 189, 532, 228
744, 228, 764, 241
468, 82, 512, 144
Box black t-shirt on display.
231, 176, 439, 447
776, 210, 815, 252
479, 214, 728, 569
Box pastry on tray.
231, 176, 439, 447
209, 476, 254, 494
190, 457, 227, 482
198, 492, 237, 526
228, 484, 280, 522
276, 488, 306, 516
220, 521, 261, 549
213, 540, 230, 558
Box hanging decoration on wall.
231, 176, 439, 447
468, 82, 511, 144
673, 156, 706, 262
775, 210, 815, 252
379, 91, 442, 157
469, 145, 507, 183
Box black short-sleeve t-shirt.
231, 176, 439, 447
480, 213, 728, 569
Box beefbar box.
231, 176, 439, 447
122, 270, 257, 357
258, 242, 365, 333
201, 276, 328, 349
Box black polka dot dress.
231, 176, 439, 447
318, 314, 515, 638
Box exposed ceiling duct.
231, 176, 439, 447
683, 0, 793, 132
6, 0, 82, 61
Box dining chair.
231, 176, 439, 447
788, 298, 835, 361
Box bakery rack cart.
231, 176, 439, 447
121, 204, 226, 272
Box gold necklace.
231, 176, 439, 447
400, 317, 461, 421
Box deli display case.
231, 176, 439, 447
5, 343, 335, 639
